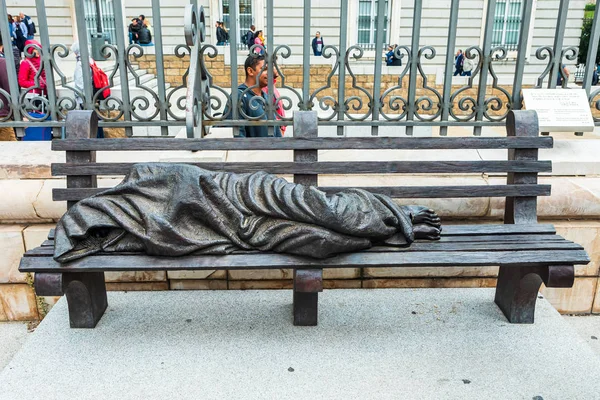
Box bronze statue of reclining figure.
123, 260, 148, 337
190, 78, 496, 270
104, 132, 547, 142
54, 163, 441, 262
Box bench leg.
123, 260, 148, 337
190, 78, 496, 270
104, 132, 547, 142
63, 272, 108, 328
293, 269, 323, 326
494, 265, 574, 324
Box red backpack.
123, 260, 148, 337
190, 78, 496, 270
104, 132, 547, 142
90, 60, 111, 100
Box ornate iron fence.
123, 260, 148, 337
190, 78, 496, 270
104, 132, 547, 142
0, 0, 599, 139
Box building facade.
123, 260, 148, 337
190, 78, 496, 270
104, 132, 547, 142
6, 0, 588, 85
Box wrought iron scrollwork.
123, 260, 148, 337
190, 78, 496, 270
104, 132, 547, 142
414, 46, 443, 121
51, 44, 82, 118
19, 42, 50, 121
308, 45, 340, 121
534, 46, 554, 88
200, 44, 231, 121
448, 46, 482, 122
94, 44, 124, 121
344, 45, 373, 121
274, 44, 304, 117
166, 44, 191, 121
483, 46, 511, 121
379, 45, 410, 121
125, 44, 161, 121
185, 4, 208, 138
0, 88, 13, 122
558, 46, 578, 88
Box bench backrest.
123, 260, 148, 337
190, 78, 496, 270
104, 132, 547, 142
52, 110, 549, 225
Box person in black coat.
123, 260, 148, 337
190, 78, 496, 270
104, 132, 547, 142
385, 44, 402, 66
216, 21, 228, 45
138, 25, 152, 45
311, 31, 324, 56
129, 18, 141, 44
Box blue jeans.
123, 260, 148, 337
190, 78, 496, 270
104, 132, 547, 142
129, 32, 139, 44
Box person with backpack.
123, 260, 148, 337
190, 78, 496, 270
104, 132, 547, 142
19, 12, 36, 40
216, 21, 226, 45
221, 22, 230, 44
246, 25, 256, 50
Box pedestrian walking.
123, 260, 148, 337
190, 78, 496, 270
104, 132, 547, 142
216, 21, 228, 45
246, 25, 256, 50
453, 49, 464, 76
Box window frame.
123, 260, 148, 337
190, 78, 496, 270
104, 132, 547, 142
480, 0, 536, 60
219, 0, 255, 47
356, 0, 392, 49
491, 0, 523, 50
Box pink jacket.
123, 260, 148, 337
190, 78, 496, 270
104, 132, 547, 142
18, 40, 46, 94
262, 85, 286, 135
254, 37, 264, 53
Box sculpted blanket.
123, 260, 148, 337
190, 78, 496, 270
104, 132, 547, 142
54, 163, 441, 262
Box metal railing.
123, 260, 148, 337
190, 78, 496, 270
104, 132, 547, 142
0, 0, 599, 139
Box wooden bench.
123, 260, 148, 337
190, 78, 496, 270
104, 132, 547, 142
19, 110, 589, 328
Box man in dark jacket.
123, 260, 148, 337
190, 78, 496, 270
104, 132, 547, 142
385, 44, 402, 66
0, 36, 16, 141
453, 49, 464, 76
138, 25, 152, 45
19, 12, 35, 40
129, 18, 141, 44
311, 31, 324, 56
246, 25, 256, 50
216, 21, 226, 45
225, 54, 282, 137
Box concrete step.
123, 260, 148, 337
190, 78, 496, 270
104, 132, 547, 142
1, 289, 600, 399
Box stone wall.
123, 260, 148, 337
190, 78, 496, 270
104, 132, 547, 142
1, 138, 600, 321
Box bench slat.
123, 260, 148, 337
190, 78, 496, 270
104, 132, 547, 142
51, 161, 553, 176
51, 137, 554, 151
441, 224, 555, 235
52, 184, 551, 202
19, 249, 590, 273
23, 240, 582, 258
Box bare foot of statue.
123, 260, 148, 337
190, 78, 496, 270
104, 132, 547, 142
413, 223, 442, 240
403, 205, 441, 228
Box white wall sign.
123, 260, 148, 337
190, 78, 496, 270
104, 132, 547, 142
522, 89, 594, 132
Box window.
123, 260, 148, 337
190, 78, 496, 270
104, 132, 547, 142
221, 0, 254, 49
492, 0, 523, 50
357, 0, 389, 50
